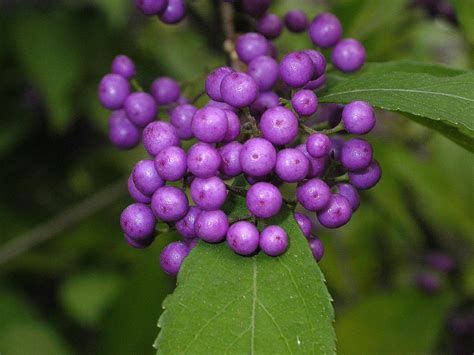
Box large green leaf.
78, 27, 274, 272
154, 198, 336, 354
321, 62, 474, 151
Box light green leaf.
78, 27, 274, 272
155, 199, 335, 354
322, 62, 474, 150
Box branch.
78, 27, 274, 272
220, 2, 242, 70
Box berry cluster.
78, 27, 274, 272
134, 0, 186, 25
98, 1, 382, 276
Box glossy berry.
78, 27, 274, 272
190, 176, 227, 211
260, 225, 288, 256
242, 0, 270, 18
187, 142, 221, 178
154, 146, 187, 181
260, 106, 298, 145
235, 33, 269, 64
294, 212, 312, 237
134, 0, 168, 15
187, 238, 199, 250
246, 182, 282, 218
111, 55, 136, 79
306, 133, 331, 159
309, 12, 342, 48
205, 99, 237, 112
98, 73, 131, 110
256, 13, 283, 39
296, 144, 328, 178
170, 104, 197, 140
120, 203, 156, 239
159, 0, 186, 24
284, 10, 308, 33
108, 110, 140, 150
297, 178, 331, 211
227, 221, 260, 256
425, 252, 455, 273
240, 137, 277, 177
275, 148, 309, 183
160, 241, 189, 276
308, 236, 324, 262
151, 186, 189, 222
342, 101, 375, 134
132, 159, 164, 196
291, 89, 318, 116
250, 91, 280, 118
317, 194, 352, 228
220, 72, 258, 108
303, 49, 327, 79
331, 39, 366, 73
124, 92, 157, 128
223, 110, 241, 142
195, 210, 229, 243
206, 67, 233, 102
143, 121, 179, 156
191, 106, 228, 143
128, 174, 151, 204
247, 56, 279, 91
124, 233, 155, 249
348, 160, 381, 190
219, 142, 243, 177
304, 74, 326, 90
341, 138, 373, 171
336, 183, 360, 211
279, 52, 314, 88
176, 206, 201, 241
151, 77, 180, 105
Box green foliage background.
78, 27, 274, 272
0, 0, 472, 354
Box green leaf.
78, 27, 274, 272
321, 62, 474, 150
452, 0, 474, 44
155, 199, 335, 354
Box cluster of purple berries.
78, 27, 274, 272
98, 2, 382, 276
134, 0, 186, 25
415, 251, 455, 294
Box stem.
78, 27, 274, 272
321, 122, 345, 135
333, 173, 349, 182
191, 90, 206, 104
229, 214, 253, 224
131, 78, 144, 92
226, 184, 248, 196
220, 2, 242, 70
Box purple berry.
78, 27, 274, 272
187, 238, 199, 250
246, 182, 282, 218
297, 178, 331, 212
151, 77, 180, 105
256, 13, 283, 39
296, 143, 328, 177
219, 142, 243, 177
160, 241, 189, 276
284, 10, 308, 33
244, 174, 269, 185
250, 91, 280, 118
151, 186, 189, 222
331, 38, 366, 73
235, 33, 269, 64
341, 138, 373, 171
98, 73, 131, 110
124, 233, 155, 249
303, 49, 327, 79
170, 104, 196, 140
111, 55, 136, 79
195, 210, 229, 243
187, 142, 221, 178
240, 137, 277, 177
205, 99, 237, 112
260, 106, 298, 145
317, 194, 352, 228
304, 74, 326, 90
120, 203, 156, 239
336, 183, 360, 211
206, 67, 234, 102
192, 106, 228, 143
143, 121, 179, 156
308, 236, 324, 262
154, 146, 187, 181
124, 92, 157, 128
108, 110, 141, 150
294, 212, 311, 237
275, 148, 309, 183
247, 56, 279, 92
329, 136, 344, 160
223, 110, 241, 142
342, 101, 376, 134
134, 0, 168, 15
348, 160, 381, 189
292, 89, 318, 117
425, 252, 455, 273
226, 221, 259, 256
260, 225, 288, 256
306, 133, 331, 158
267, 40, 278, 59
309, 12, 342, 48
159, 0, 186, 24
220, 72, 258, 108
132, 159, 164, 195
128, 174, 151, 204
242, 0, 270, 18
416, 272, 440, 293
190, 176, 227, 211
279, 51, 314, 88
176, 206, 201, 241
